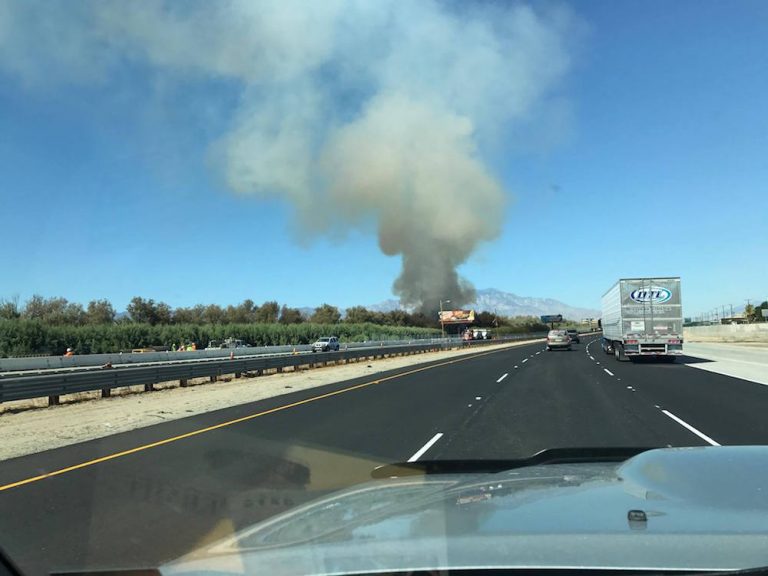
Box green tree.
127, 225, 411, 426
750, 301, 768, 322
202, 304, 226, 324
344, 306, 374, 324
744, 303, 755, 323
255, 301, 280, 323
22, 295, 85, 325
279, 305, 304, 324
407, 311, 435, 328
156, 303, 172, 325
0, 297, 20, 320
126, 297, 172, 325
86, 299, 116, 324
310, 304, 341, 324
475, 311, 498, 327
22, 295, 50, 320
127, 297, 154, 324
226, 299, 257, 324
384, 310, 410, 326
173, 306, 203, 324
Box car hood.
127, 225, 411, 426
162, 446, 768, 575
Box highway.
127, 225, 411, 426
1, 335, 768, 575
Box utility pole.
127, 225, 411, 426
439, 299, 451, 339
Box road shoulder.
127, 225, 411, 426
681, 342, 768, 386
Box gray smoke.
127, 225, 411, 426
0, 0, 576, 310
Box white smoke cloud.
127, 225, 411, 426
0, 0, 578, 309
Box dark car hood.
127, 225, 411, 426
163, 446, 768, 575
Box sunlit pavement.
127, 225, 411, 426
2, 336, 768, 575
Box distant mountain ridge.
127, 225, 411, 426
115, 290, 599, 321
365, 288, 600, 320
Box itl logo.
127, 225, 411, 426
630, 287, 672, 304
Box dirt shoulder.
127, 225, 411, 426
0, 340, 540, 462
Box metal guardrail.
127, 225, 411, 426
0, 337, 446, 373
0, 334, 546, 406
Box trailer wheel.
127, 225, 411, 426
614, 343, 627, 362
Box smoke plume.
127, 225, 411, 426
0, 0, 576, 310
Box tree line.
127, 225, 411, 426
0, 295, 552, 357
0, 295, 551, 330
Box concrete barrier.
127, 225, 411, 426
684, 324, 768, 343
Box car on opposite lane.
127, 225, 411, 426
546, 329, 572, 351
312, 336, 340, 352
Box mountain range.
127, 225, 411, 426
115, 289, 599, 321
364, 288, 600, 320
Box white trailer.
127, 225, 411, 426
600, 277, 683, 362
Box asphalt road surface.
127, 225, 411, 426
2, 336, 768, 575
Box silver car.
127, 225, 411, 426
311, 336, 340, 352
546, 329, 571, 351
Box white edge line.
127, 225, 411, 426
589, 356, 595, 361
661, 410, 720, 446
496, 373, 508, 383
522, 358, 528, 363
603, 368, 614, 376
407, 432, 444, 462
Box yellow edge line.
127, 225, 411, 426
0, 344, 523, 492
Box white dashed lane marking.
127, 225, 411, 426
661, 411, 720, 446
408, 433, 444, 462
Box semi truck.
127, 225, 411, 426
600, 277, 683, 362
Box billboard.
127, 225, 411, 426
439, 310, 475, 324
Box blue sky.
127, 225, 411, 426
1, 0, 766, 316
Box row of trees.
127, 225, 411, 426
0, 320, 441, 358
0, 296, 117, 325
0, 295, 555, 356
0, 295, 545, 330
